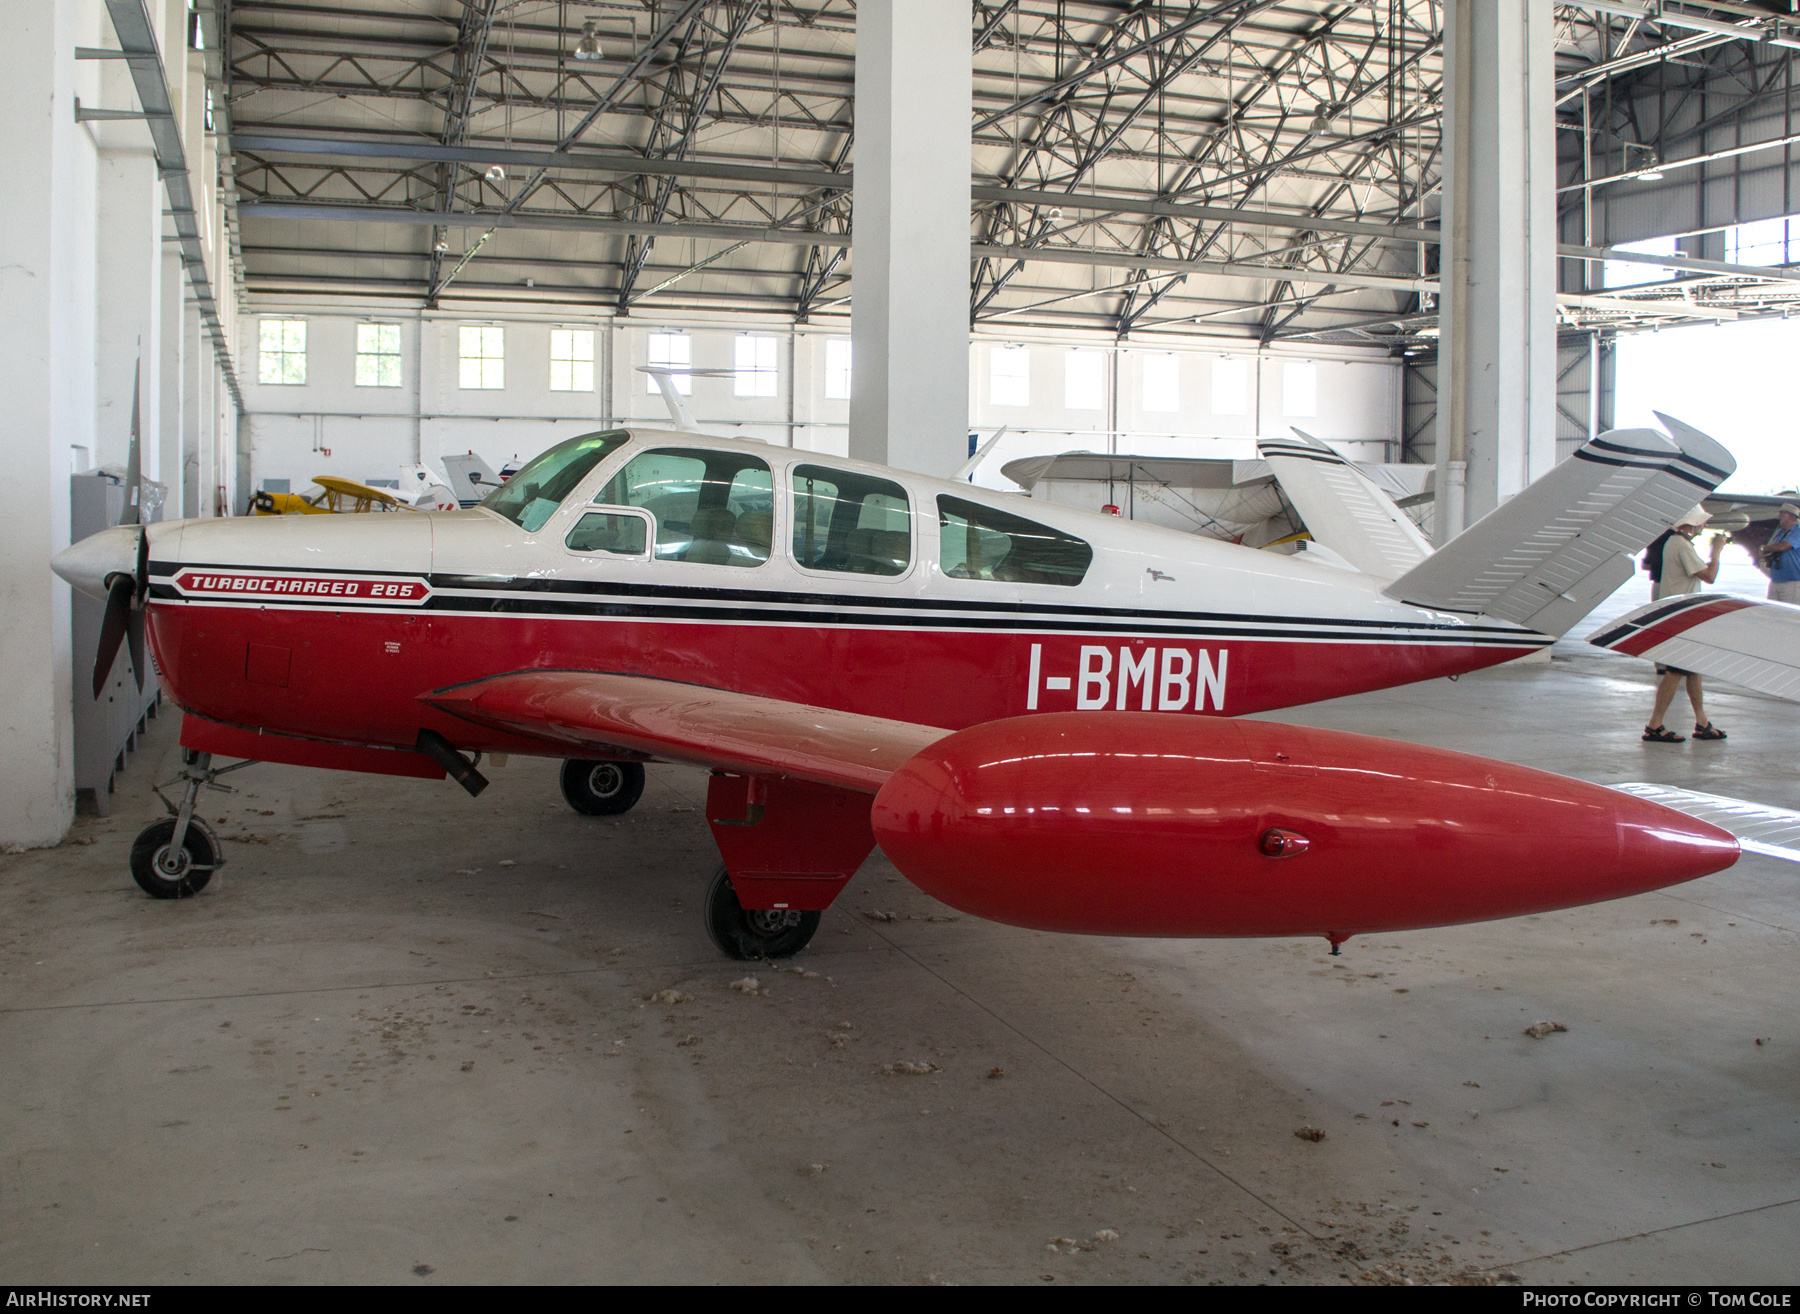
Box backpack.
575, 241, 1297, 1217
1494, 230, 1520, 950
1643, 529, 1676, 584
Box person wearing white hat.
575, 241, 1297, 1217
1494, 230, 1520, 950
1759, 503, 1800, 604
1642, 506, 1727, 743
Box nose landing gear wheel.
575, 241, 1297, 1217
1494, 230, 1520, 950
129, 818, 219, 899
559, 759, 645, 815
704, 864, 820, 960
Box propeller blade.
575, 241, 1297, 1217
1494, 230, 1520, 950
121, 357, 141, 527
132, 521, 149, 608
125, 609, 146, 694
92, 575, 133, 698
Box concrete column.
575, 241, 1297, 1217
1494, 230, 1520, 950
182, 299, 202, 516
95, 150, 162, 473
1435, 0, 1558, 542
159, 248, 185, 508
848, 0, 970, 477
0, 0, 100, 847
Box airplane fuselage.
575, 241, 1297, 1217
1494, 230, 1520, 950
125, 428, 1546, 770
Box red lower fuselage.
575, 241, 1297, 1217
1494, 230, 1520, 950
146, 584, 1540, 771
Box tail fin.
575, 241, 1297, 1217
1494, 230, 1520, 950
1383, 420, 1735, 637
1259, 430, 1432, 579
441, 452, 503, 508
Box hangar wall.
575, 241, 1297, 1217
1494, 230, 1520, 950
237, 302, 1402, 502
1, 0, 242, 850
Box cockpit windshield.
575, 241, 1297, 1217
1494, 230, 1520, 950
480, 430, 631, 532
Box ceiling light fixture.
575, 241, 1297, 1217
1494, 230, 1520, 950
573, 17, 604, 62
1640, 152, 1665, 181
485, 165, 505, 182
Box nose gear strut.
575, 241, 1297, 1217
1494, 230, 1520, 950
130, 750, 255, 899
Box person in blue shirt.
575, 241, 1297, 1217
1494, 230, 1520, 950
1760, 503, 1800, 604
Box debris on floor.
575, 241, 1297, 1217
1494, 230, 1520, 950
497, 859, 515, 868
863, 910, 898, 922
650, 989, 695, 1005
1521, 1021, 1567, 1039
1294, 1126, 1326, 1142
988, 1066, 1006, 1079
729, 977, 760, 995
1092, 1229, 1119, 1243
883, 1060, 940, 1076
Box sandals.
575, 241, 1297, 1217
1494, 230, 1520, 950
1643, 725, 1686, 743
1693, 722, 1728, 741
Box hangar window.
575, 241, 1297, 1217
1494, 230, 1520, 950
734, 335, 778, 397
824, 338, 852, 399
1604, 235, 1677, 289
354, 324, 401, 388
990, 346, 1030, 407
550, 329, 594, 392
1725, 217, 1797, 267
647, 332, 691, 394
597, 447, 773, 568
936, 495, 1092, 587
1282, 361, 1316, 417
481, 429, 630, 533
258, 319, 307, 386
1064, 350, 1104, 411
1141, 354, 1178, 412
1210, 358, 1248, 415
791, 465, 911, 577
458, 326, 505, 390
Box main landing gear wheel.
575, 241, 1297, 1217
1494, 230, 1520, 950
559, 759, 645, 816
129, 818, 219, 899
704, 864, 819, 961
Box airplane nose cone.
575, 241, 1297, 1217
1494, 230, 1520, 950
52, 525, 141, 601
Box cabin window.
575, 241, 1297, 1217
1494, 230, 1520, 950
936, 495, 1092, 587
596, 447, 773, 567
790, 465, 911, 577
480, 429, 630, 533
565, 512, 648, 556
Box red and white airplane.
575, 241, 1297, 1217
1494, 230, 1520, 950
53, 414, 1745, 959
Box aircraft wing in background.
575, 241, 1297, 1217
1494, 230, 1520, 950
1257, 431, 1433, 580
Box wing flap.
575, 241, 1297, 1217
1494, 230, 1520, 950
423, 670, 948, 794
1589, 594, 1800, 702
1259, 432, 1432, 580
1385, 420, 1735, 635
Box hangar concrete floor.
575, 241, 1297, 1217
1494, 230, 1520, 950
3, 570, 1797, 1286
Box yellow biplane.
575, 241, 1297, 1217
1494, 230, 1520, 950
248, 476, 417, 517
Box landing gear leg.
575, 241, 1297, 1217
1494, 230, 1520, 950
703, 864, 820, 961
130, 751, 252, 899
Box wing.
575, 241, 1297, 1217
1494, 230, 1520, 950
1588, 594, 1800, 702
1610, 783, 1800, 863
1257, 431, 1432, 580
1384, 420, 1735, 637
423, 670, 949, 794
